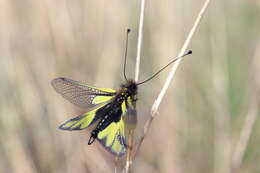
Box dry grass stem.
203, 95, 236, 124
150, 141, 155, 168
134, 0, 211, 158
151, 0, 211, 114
114, 157, 119, 173
125, 0, 146, 172
134, 0, 146, 82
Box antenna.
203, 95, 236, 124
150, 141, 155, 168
123, 28, 131, 81
137, 50, 192, 85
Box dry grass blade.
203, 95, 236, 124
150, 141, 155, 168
125, 0, 146, 172
133, 0, 211, 159
134, 0, 146, 83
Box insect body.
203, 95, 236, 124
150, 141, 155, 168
52, 77, 137, 156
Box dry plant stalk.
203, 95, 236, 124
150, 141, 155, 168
133, 0, 211, 159
125, 0, 146, 172
124, 0, 211, 171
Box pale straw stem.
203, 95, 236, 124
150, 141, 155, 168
134, 0, 211, 159
134, 0, 146, 82
125, 0, 146, 172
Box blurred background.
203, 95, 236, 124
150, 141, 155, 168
0, 0, 260, 172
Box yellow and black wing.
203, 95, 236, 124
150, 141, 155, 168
51, 77, 116, 130
97, 116, 126, 156
52, 77, 137, 156
96, 97, 136, 156
59, 104, 105, 130
51, 77, 116, 109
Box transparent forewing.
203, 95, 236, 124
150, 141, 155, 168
51, 77, 116, 108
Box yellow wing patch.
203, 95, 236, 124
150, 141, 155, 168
121, 101, 127, 115
92, 87, 116, 93
119, 97, 135, 117
92, 95, 113, 105
127, 96, 135, 109
97, 117, 126, 156
59, 105, 102, 130
121, 96, 134, 116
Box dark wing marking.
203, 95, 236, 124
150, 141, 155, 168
96, 104, 127, 156
59, 104, 105, 131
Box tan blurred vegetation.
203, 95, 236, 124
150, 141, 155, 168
0, 0, 260, 173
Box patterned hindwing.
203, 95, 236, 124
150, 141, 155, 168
51, 77, 116, 108
97, 116, 126, 156
95, 96, 136, 156
59, 104, 105, 130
